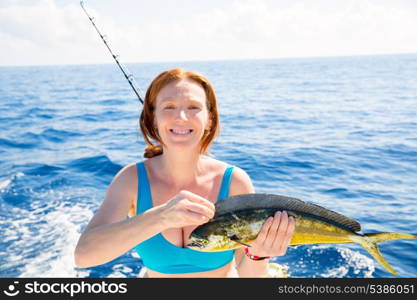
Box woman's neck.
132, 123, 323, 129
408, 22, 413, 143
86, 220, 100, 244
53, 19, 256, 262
155, 148, 205, 189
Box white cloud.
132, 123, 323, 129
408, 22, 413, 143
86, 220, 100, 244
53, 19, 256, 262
0, 0, 416, 66
189, 0, 417, 58
0, 0, 120, 65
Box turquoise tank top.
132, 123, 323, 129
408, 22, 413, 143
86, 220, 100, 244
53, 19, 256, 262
133, 161, 235, 274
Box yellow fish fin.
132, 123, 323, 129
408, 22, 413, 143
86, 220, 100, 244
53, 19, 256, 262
358, 232, 416, 276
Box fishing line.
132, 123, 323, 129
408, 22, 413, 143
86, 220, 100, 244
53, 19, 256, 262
80, 1, 144, 104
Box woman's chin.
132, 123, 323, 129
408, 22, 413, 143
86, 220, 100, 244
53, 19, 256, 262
164, 140, 200, 152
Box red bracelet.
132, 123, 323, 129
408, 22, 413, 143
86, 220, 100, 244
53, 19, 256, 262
244, 247, 271, 261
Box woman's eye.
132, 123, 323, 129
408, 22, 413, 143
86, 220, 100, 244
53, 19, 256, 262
189, 106, 200, 110
164, 106, 175, 110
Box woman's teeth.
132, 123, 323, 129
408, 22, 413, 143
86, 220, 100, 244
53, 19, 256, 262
170, 129, 193, 135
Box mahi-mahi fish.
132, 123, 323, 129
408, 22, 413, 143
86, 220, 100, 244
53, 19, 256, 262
186, 193, 416, 275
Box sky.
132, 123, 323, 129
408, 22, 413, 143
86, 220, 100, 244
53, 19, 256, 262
1, 0, 417, 66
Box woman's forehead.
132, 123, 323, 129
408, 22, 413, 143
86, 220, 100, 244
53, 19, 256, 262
156, 79, 206, 104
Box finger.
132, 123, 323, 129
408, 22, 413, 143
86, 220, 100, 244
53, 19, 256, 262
263, 211, 281, 249
285, 216, 296, 242
184, 210, 211, 225
184, 201, 215, 219
278, 215, 295, 256
278, 217, 294, 255
179, 190, 215, 211
255, 216, 273, 245
272, 211, 289, 251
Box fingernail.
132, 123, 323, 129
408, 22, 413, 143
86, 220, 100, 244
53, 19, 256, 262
275, 211, 281, 217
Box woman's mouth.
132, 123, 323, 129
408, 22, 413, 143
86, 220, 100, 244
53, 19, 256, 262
169, 129, 193, 136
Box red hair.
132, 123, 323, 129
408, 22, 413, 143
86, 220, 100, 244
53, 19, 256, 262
139, 68, 220, 158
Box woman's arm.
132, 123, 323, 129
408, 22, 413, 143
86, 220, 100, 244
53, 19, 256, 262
228, 167, 295, 277
74, 164, 164, 268
74, 164, 215, 268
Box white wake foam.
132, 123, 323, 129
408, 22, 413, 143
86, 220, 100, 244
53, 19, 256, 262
1, 194, 94, 277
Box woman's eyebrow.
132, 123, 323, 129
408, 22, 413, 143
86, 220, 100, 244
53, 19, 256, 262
160, 98, 203, 104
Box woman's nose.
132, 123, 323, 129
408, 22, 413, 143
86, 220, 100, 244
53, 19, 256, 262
175, 109, 188, 120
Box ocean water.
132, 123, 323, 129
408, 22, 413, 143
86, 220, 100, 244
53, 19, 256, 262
1, 54, 417, 278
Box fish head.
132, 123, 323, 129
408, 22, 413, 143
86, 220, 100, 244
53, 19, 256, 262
187, 225, 237, 252
187, 211, 264, 251
186, 220, 216, 251
186, 234, 211, 251
187, 231, 232, 251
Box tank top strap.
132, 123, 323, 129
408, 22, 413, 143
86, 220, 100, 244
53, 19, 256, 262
136, 161, 152, 214
217, 165, 235, 201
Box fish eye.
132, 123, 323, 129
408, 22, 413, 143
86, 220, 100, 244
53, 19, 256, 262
187, 241, 203, 248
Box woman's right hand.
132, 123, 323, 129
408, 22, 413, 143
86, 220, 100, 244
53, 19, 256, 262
159, 190, 215, 229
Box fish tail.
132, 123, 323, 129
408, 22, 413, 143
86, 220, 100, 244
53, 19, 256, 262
358, 232, 416, 276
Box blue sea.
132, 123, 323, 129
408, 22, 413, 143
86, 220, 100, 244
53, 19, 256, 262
1, 54, 417, 278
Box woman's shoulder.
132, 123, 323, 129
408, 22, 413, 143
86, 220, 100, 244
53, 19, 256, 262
116, 162, 138, 179
202, 156, 228, 169
204, 156, 254, 195
114, 162, 139, 217
202, 156, 235, 176
229, 166, 254, 196
109, 162, 138, 199
203, 156, 245, 173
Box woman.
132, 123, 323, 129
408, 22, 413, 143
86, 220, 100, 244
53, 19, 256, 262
74, 68, 295, 277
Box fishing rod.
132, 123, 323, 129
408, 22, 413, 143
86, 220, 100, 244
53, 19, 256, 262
80, 1, 144, 104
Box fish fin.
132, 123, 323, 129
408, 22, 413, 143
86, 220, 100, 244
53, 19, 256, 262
357, 232, 416, 276
230, 235, 252, 247
365, 232, 417, 243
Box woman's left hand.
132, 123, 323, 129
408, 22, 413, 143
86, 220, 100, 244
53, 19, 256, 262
248, 211, 296, 258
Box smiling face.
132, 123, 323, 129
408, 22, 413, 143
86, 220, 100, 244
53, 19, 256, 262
154, 79, 212, 152
139, 68, 220, 158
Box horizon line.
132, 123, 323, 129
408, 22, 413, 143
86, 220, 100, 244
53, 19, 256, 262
1, 51, 416, 68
